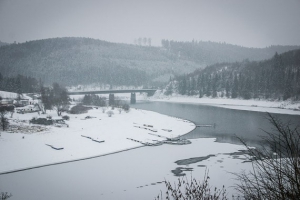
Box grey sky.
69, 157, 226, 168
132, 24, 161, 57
0, 0, 299, 47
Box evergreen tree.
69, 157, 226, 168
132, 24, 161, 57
164, 82, 173, 96
272, 52, 284, 94
283, 69, 293, 100
225, 81, 230, 98
178, 76, 187, 95
15, 75, 22, 97
190, 77, 196, 95
82, 94, 92, 105
232, 74, 238, 98
241, 77, 251, 99
212, 75, 218, 98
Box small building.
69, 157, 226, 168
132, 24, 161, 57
0, 98, 14, 105
16, 103, 41, 114
12, 99, 30, 107
20, 99, 30, 106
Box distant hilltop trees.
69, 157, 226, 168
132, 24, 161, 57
134, 37, 151, 46
161, 39, 300, 66
0, 40, 9, 47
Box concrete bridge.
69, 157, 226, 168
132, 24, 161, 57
68, 89, 157, 104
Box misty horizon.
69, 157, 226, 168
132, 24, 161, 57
1, 0, 300, 48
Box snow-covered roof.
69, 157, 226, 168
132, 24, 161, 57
0, 90, 18, 99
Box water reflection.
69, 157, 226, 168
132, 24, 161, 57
133, 101, 300, 147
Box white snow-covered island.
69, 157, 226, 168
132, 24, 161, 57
0, 106, 195, 174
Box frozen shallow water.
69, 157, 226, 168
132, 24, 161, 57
0, 138, 251, 200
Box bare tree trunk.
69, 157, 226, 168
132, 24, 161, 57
0, 111, 9, 131
234, 113, 300, 199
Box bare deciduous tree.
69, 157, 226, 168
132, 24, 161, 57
52, 83, 69, 116
106, 110, 114, 117
138, 37, 142, 46
234, 113, 300, 199
0, 106, 13, 132
155, 114, 300, 200
1, 191, 12, 200
155, 171, 228, 200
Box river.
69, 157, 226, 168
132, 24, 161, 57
133, 101, 300, 145
1, 101, 299, 199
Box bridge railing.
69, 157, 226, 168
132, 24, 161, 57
68, 89, 156, 96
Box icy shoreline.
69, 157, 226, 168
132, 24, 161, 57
1, 91, 299, 175
0, 108, 195, 173
150, 94, 300, 115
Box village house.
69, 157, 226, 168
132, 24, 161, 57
0, 98, 14, 105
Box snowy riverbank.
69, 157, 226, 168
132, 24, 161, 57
0, 107, 195, 173
1, 94, 279, 198
150, 93, 300, 115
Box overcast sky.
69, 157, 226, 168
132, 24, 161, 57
0, 0, 299, 47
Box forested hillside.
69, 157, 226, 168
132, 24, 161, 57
167, 49, 300, 101
0, 73, 39, 94
0, 37, 299, 87
161, 40, 300, 66
0, 37, 201, 86
0, 41, 9, 47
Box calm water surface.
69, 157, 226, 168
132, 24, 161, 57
133, 101, 300, 145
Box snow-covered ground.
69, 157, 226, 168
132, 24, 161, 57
2, 90, 298, 198
0, 137, 252, 199
0, 107, 195, 173
150, 92, 300, 115
2, 90, 298, 174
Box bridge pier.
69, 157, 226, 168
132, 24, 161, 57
109, 94, 114, 106
130, 93, 136, 104
67, 89, 157, 105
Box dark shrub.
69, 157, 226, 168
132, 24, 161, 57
30, 117, 53, 125
0, 105, 14, 112
0, 105, 14, 131
122, 104, 130, 112
69, 105, 92, 114
62, 115, 70, 120
82, 94, 106, 107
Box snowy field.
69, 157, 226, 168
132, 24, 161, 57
1, 91, 299, 174
150, 92, 300, 115
0, 106, 195, 173
1, 90, 299, 198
